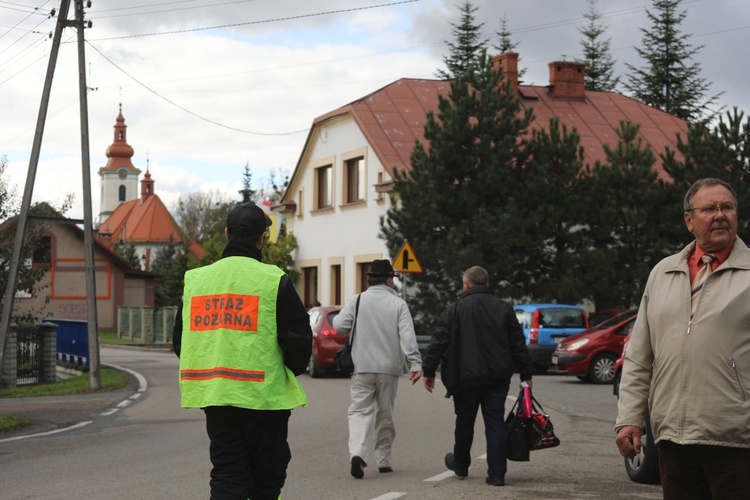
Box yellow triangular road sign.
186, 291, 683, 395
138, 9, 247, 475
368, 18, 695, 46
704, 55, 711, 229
392, 241, 423, 273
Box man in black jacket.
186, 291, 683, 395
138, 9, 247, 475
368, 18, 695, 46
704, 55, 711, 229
422, 266, 533, 486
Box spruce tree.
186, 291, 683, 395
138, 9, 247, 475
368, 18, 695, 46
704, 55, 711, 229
435, 1, 487, 79
383, 51, 534, 334
577, 0, 619, 92
238, 162, 256, 204
625, 0, 720, 121
492, 14, 526, 80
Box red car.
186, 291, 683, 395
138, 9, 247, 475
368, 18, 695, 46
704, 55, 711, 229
551, 309, 637, 384
307, 305, 346, 378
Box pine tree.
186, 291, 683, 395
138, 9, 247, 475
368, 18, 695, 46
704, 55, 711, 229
661, 107, 750, 240
579, 121, 672, 308
435, 1, 487, 79
238, 162, 256, 204
383, 51, 534, 334
625, 0, 720, 121
512, 117, 588, 303
492, 14, 526, 80
577, 0, 619, 92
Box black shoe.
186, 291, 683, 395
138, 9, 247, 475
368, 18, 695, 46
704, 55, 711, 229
444, 452, 468, 478
486, 475, 505, 486
351, 456, 366, 479
379, 466, 393, 473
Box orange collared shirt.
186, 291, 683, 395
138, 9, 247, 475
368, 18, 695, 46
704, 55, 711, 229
688, 241, 734, 282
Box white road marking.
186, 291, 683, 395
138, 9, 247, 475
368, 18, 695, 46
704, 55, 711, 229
0, 421, 93, 443
369, 493, 407, 500
424, 470, 457, 482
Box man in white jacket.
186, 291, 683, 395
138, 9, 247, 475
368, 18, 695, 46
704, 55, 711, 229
333, 259, 422, 479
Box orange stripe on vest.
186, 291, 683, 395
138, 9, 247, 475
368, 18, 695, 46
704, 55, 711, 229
180, 367, 265, 382
190, 293, 260, 332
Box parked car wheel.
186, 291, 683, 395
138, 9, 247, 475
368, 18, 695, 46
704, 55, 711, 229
308, 354, 326, 378
588, 353, 618, 384
624, 409, 661, 484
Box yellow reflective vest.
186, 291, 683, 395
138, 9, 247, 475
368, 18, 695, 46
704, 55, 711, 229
179, 256, 308, 410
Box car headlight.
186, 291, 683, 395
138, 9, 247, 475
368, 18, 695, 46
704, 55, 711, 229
567, 338, 589, 350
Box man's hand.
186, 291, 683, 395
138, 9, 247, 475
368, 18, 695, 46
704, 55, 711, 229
423, 376, 435, 393
409, 370, 422, 384
615, 425, 643, 459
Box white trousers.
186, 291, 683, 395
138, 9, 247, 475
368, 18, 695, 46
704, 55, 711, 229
348, 372, 399, 468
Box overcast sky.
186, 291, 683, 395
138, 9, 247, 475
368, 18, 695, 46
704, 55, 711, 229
1, 0, 748, 221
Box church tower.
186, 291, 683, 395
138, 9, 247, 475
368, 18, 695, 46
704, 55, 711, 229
98, 105, 141, 224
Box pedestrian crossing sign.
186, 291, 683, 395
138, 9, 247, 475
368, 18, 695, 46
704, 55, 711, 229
392, 241, 423, 273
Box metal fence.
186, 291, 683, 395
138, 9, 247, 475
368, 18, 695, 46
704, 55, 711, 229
154, 306, 178, 343
16, 324, 42, 384
118, 306, 177, 344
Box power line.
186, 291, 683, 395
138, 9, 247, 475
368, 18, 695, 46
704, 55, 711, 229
87, 0, 422, 41
87, 41, 309, 136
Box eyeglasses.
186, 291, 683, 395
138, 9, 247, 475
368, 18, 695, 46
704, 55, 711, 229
686, 202, 737, 216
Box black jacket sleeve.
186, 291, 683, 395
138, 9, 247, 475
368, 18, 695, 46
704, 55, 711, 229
422, 303, 455, 378
173, 303, 183, 358
276, 275, 313, 376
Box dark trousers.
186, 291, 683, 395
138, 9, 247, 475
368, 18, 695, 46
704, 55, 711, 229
204, 406, 291, 500
658, 441, 750, 500
451, 382, 510, 479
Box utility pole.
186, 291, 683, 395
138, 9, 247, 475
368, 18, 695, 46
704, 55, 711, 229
73, 0, 102, 390
0, 0, 102, 390
0, 0, 72, 387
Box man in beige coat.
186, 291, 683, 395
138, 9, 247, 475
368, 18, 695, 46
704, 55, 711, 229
616, 178, 750, 499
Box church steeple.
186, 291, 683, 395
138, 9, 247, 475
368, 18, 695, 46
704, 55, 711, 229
104, 103, 137, 170
98, 104, 141, 225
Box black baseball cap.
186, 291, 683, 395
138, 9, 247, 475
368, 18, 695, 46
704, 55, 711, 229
226, 203, 272, 235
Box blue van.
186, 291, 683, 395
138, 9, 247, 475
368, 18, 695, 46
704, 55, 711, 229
514, 303, 589, 372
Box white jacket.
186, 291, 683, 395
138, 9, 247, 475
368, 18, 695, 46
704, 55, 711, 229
333, 284, 422, 376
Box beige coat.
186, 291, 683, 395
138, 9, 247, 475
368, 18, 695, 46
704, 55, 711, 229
616, 237, 750, 448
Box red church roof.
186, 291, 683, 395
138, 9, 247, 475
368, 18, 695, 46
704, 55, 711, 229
97, 171, 204, 261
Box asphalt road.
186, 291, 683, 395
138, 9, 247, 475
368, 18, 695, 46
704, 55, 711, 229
0, 346, 663, 499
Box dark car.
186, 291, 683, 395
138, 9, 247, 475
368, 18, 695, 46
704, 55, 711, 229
551, 309, 637, 384
613, 332, 661, 485
307, 305, 345, 378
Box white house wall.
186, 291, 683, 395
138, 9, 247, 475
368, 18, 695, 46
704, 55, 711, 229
292, 115, 393, 305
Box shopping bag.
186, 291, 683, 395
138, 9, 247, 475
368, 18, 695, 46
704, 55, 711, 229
529, 394, 561, 451
529, 411, 561, 450
505, 409, 531, 461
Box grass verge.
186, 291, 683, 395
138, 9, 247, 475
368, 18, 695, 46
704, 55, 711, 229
99, 331, 139, 345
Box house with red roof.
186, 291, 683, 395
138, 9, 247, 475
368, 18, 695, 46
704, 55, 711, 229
275, 52, 688, 307
1, 206, 156, 331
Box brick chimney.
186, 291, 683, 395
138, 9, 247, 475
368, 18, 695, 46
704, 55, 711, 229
548, 61, 585, 99
491, 52, 519, 96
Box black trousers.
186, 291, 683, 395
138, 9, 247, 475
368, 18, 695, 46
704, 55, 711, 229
451, 382, 510, 480
204, 406, 291, 500
658, 441, 750, 500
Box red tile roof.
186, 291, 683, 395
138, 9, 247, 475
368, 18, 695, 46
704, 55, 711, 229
306, 67, 687, 184
97, 190, 204, 261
